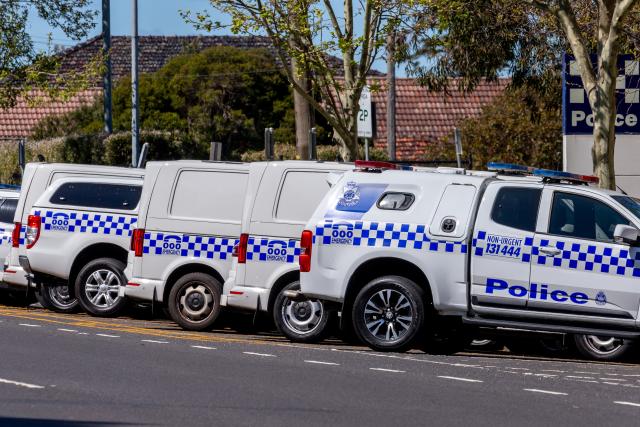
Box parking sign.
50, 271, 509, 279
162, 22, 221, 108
358, 86, 373, 138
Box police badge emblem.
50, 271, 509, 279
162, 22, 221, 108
595, 291, 607, 306
338, 181, 360, 208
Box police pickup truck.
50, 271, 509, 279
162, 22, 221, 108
297, 162, 640, 360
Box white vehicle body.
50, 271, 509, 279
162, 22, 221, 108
222, 161, 351, 340
124, 160, 250, 330
4, 163, 144, 313
301, 165, 640, 355
0, 188, 21, 287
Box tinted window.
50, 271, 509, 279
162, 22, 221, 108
549, 192, 629, 242
0, 198, 18, 224
491, 187, 542, 232
50, 183, 141, 211
275, 171, 331, 222
171, 170, 247, 222
613, 195, 640, 221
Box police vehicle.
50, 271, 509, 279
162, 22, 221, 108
123, 160, 251, 331
223, 160, 351, 341
5, 163, 145, 314
297, 161, 640, 360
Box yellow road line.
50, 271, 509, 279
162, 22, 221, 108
0, 308, 266, 346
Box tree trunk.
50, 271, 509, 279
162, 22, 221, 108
590, 49, 618, 190
291, 56, 311, 159
591, 86, 617, 189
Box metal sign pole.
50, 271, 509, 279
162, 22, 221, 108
131, 0, 140, 167
454, 128, 463, 168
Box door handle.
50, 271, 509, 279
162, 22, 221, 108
539, 247, 560, 257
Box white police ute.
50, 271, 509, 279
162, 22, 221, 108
297, 161, 640, 360
222, 160, 351, 342
123, 160, 251, 331
24, 177, 143, 316
4, 163, 144, 314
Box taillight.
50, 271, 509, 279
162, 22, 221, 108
26, 215, 41, 249
131, 228, 145, 257
233, 233, 249, 264
11, 222, 21, 248
299, 230, 313, 272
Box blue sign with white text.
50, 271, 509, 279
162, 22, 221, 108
562, 53, 640, 135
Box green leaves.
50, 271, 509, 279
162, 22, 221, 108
0, 0, 97, 109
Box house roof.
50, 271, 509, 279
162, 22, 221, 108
369, 78, 509, 160
0, 89, 100, 138
59, 35, 278, 83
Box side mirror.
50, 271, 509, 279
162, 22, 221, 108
614, 224, 639, 245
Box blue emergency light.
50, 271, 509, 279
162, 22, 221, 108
532, 168, 599, 184
486, 162, 599, 185
486, 162, 533, 173
0, 184, 19, 190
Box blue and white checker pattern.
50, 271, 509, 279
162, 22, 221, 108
315, 219, 467, 253
143, 232, 237, 260
38, 210, 137, 237
0, 227, 10, 246
473, 230, 640, 278
247, 238, 301, 264
530, 236, 640, 278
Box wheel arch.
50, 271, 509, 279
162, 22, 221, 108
344, 257, 433, 315
162, 263, 225, 305
69, 243, 128, 296
267, 270, 300, 315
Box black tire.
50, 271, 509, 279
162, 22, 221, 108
274, 281, 332, 343
75, 258, 128, 317
352, 275, 425, 352
573, 334, 637, 361
36, 282, 79, 313
167, 272, 222, 331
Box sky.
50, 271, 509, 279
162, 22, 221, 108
28, 0, 394, 75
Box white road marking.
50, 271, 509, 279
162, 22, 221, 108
0, 378, 45, 389
77, 332, 89, 335
243, 352, 275, 357
57, 328, 77, 333
566, 375, 595, 379
614, 401, 640, 408
305, 360, 340, 366
19, 323, 40, 328
191, 345, 216, 350
370, 368, 405, 373
524, 388, 567, 396
96, 333, 120, 338
600, 378, 625, 382
141, 339, 169, 344
505, 367, 529, 371
541, 369, 566, 373
437, 376, 483, 383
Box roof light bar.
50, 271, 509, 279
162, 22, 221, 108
486, 162, 533, 173
532, 168, 599, 184
355, 160, 413, 171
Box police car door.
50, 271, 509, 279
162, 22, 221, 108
470, 182, 542, 310
528, 188, 639, 322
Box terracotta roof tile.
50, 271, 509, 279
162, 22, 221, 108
370, 78, 508, 160
0, 89, 100, 138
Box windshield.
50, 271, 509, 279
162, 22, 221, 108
612, 195, 640, 221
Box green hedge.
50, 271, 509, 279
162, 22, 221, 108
240, 143, 388, 162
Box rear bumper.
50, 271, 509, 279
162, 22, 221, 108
2, 265, 30, 288
224, 282, 269, 312
122, 277, 164, 302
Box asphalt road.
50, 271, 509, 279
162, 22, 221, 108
0, 306, 639, 427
